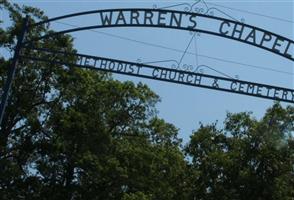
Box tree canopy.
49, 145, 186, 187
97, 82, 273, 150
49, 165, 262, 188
0, 2, 293, 199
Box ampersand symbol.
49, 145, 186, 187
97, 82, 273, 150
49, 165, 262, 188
212, 79, 219, 88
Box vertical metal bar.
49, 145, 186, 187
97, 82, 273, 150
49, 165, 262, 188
0, 15, 29, 128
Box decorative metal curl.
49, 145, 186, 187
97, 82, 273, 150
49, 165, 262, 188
140, 59, 200, 72
158, 0, 244, 22
154, 3, 192, 12
140, 60, 238, 77
194, 64, 236, 79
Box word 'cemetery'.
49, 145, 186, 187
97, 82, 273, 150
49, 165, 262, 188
20, 49, 294, 103
77, 55, 294, 102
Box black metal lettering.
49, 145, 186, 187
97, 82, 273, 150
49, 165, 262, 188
245, 29, 257, 44
144, 11, 154, 25
256, 86, 263, 96
130, 10, 140, 25
178, 72, 185, 82
117, 63, 125, 72
230, 81, 237, 90
272, 37, 284, 54
77, 55, 83, 65
158, 11, 167, 26
232, 23, 244, 39
273, 89, 280, 98
84, 57, 90, 66
160, 69, 168, 79
194, 75, 202, 85
188, 14, 197, 29
284, 42, 293, 59
212, 79, 219, 88
246, 84, 255, 94
170, 12, 183, 27
282, 90, 288, 100
24, 8, 294, 62
128, 65, 135, 73
219, 21, 230, 35
93, 58, 98, 67
260, 32, 272, 46
100, 11, 113, 26
19, 47, 294, 104
239, 83, 245, 92
108, 61, 116, 70
100, 59, 107, 69
186, 74, 193, 83
266, 87, 272, 97
136, 65, 142, 74
115, 11, 127, 25
169, 71, 177, 80
152, 68, 159, 77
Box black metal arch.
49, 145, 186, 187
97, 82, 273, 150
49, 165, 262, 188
1, 8, 294, 127
19, 46, 294, 104
25, 8, 294, 61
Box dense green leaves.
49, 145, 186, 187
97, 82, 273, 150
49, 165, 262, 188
0, 1, 293, 199
186, 103, 294, 200
0, 2, 186, 199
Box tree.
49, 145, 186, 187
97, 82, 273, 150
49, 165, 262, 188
185, 103, 294, 200
0, 1, 187, 199
1, 1, 294, 200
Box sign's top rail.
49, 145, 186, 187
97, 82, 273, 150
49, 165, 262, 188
25, 8, 294, 62
29, 8, 293, 44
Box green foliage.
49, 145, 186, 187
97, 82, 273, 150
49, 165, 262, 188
122, 192, 152, 200
186, 103, 294, 200
0, 2, 187, 199
0, 2, 293, 200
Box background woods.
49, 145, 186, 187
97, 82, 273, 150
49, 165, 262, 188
0, 1, 293, 200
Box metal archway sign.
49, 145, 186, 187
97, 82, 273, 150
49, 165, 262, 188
1, 8, 294, 125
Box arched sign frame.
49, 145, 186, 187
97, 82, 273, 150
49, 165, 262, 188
1, 8, 294, 126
